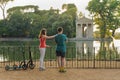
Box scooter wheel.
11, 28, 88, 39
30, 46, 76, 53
29, 64, 35, 69
22, 64, 27, 70
13, 65, 18, 70
5, 65, 10, 71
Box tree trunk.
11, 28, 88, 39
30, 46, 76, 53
112, 30, 115, 37
0, 6, 5, 20
2, 9, 5, 19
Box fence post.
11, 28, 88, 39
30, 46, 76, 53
93, 47, 95, 69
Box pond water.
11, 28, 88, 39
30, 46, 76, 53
76, 40, 120, 54
0, 39, 120, 61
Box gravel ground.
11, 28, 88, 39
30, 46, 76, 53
0, 68, 120, 80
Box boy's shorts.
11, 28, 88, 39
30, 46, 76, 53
56, 51, 65, 58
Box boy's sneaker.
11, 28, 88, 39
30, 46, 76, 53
59, 69, 62, 72
59, 68, 66, 73
61, 69, 66, 73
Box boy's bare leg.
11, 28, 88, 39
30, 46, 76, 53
61, 57, 65, 68
57, 56, 61, 69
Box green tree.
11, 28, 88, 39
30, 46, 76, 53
62, 3, 77, 37
35, 8, 60, 36
105, 0, 120, 37
7, 10, 26, 37
7, 5, 39, 16
27, 13, 42, 37
52, 14, 73, 37
62, 3, 77, 25
7, 10, 41, 37
7, 5, 40, 37
3, 4, 78, 38
0, 19, 9, 37
87, 0, 120, 38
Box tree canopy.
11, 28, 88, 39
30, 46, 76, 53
87, 0, 120, 38
0, 3, 77, 38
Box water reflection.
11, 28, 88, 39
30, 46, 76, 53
76, 41, 93, 59
0, 55, 7, 62
76, 40, 120, 60
0, 40, 120, 62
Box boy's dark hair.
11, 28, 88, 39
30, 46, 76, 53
57, 27, 63, 32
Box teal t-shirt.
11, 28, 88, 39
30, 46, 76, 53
55, 34, 67, 52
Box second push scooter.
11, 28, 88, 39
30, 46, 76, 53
26, 47, 35, 69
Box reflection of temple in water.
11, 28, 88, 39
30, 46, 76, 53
76, 41, 93, 59
75, 16, 94, 59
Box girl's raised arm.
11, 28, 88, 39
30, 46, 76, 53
43, 35, 56, 39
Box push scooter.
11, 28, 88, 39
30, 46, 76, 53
5, 47, 18, 71
5, 48, 27, 70
18, 49, 28, 70
26, 47, 35, 69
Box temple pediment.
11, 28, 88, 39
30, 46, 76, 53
76, 16, 93, 40
77, 16, 93, 23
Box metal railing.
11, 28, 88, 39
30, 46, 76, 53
0, 46, 120, 69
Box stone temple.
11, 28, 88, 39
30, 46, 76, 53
75, 16, 94, 58
76, 16, 93, 40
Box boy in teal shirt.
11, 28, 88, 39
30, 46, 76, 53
55, 27, 67, 72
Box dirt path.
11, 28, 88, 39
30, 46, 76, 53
0, 68, 120, 80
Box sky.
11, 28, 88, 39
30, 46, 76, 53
0, 0, 120, 32
0, 0, 91, 19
